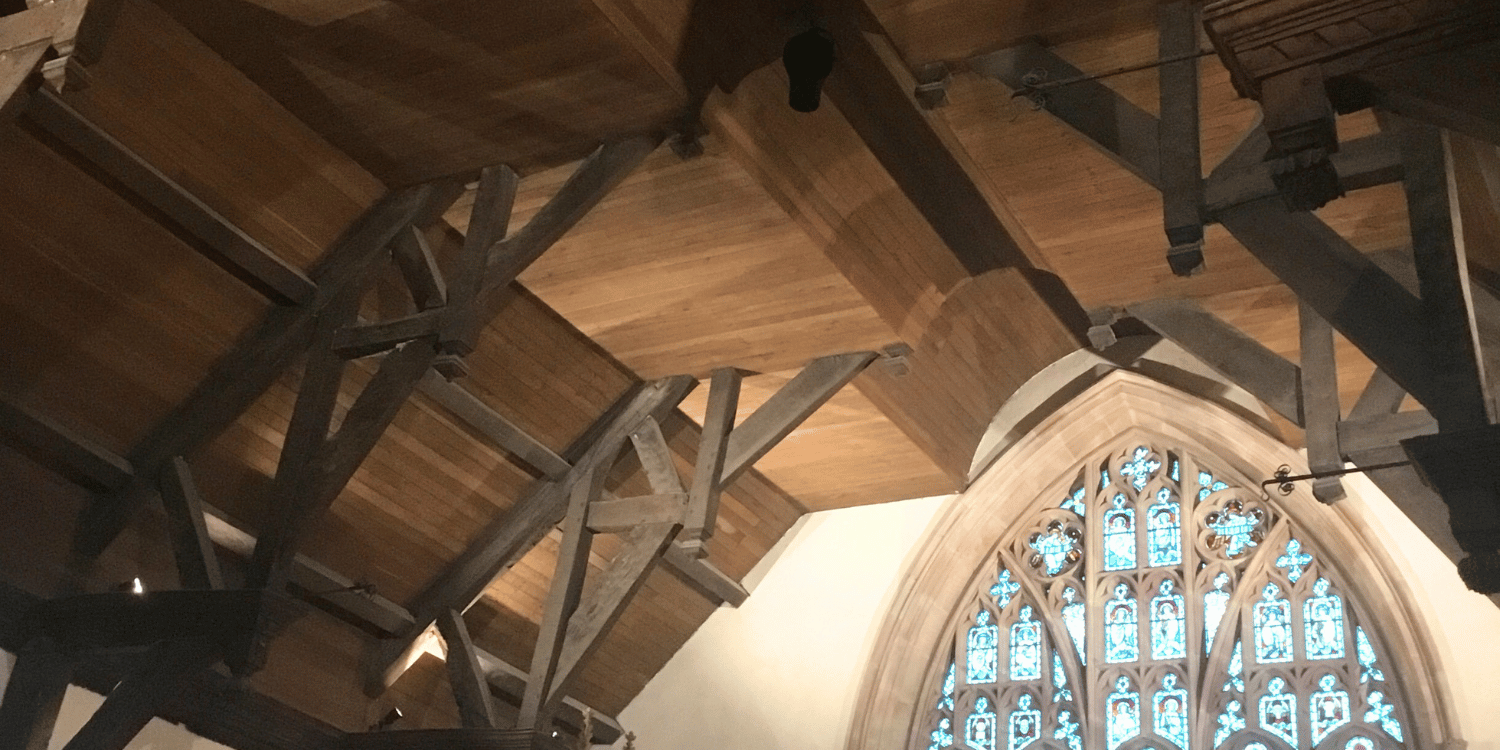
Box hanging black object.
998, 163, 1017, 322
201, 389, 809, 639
783, 27, 835, 112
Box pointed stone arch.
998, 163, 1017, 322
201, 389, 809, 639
847, 371, 1463, 750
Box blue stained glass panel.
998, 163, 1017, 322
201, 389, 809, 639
1170, 459, 1180, 482
938, 662, 955, 711
1062, 587, 1086, 666
1147, 489, 1182, 567
1009, 606, 1042, 681
1120, 447, 1161, 490
1052, 651, 1072, 703
1197, 472, 1228, 501
1253, 583, 1293, 663
1105, 584, 1139, 663
1310, 674, 1350, 745
1104, 496, 1136, 571
1304, 578, 1346, 660
1009, 695, 1042, 750
990, 569, 1020, 609
1203, 572, 1231, 655
1029, 525, 1079, 576
1222, 640, 1244, 693
967, 697, 998, 750
1365, 691, 1403, 742
1356, 627, 1386, 683
1054, 711, 1082, 750
1106, 676, 1142, 750
1243, 745, 1267, 750
1345, 737, 1377, 750
1153, 674, 1189, 750
967, 611, 999, 684
1259, 677, 1298, 748
929, 717, 954, 750
1214, 700, 1245, 748
1206, 502, 1261, 557
1275, 538, 1313, 583
1151, 580, 1187, 660
1101, 467, 1111, 490
1061, 487, 1087, 516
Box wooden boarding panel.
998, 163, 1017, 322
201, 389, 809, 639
870, 0, 1161, 65
150, 0, 684, 183
448, 138, 899, 379
60, 0, 383, 271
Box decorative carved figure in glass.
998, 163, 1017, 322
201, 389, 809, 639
1253, 583, 1293, 663
1028, 522, 1081, 576
1147, 488, 1182, 567
1104, 495, 1136, 571
967, 697, 997, 750
1205, 499, 1263, 557
1304, 577, 1346, 660
1310, 674, 1350, 745
1151, 579, 1187, 660
1061, 587, 1086, 665
1008, 695, 1041, 750
1203, 572, 1231, 655
1154, 673, 1189, 750
1259, 676, 1297, 748
1009, 606, 1042, 681
967, 610, 998, 684
1105, 583, 1139, 663
1106, 676, 1142, 750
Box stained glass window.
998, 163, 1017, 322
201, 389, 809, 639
1203, 572, 1231, 655
1356, 627, 1386, 683
1311, 674, 1350, 745
1061, 587, 1086, 665
1120, 447, 1161, 490
967, 697, 997, 750
1253, 583, 1292, 663
1366, 691, 1402, 742
1305, 577, 1346, 660
1061, 487, 1087, 516
916, 444, 1418, 750
1260, 676, 1297, 748
967, 611, 998, 684
1106, 676, 1141, 750
1104, 496, 1136, 571
1214, 700, 1245, 748
1028, 522, 1080, 576
1147, 488, 1182, 567
1052, 651, 1072, 702
1275, 538, 1312, 583
1009, 606, 1042, 681
1054, 711, 1081, 750
1153, 674, 1189, 750
1151, 580, 1187, 660
1104, 583, 1139, 663
929, 718, 953, 750
938, 663, 955, 711
1008, 695, 1041, 750
990, 569, 1020, 609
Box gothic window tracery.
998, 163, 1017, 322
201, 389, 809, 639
914, 443, 1414, 750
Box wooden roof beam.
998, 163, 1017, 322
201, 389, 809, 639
0, 645, 76, 750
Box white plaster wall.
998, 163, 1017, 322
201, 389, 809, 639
0, 651, 233, 750
612, 494, 949, 750
1338, 472, 1500, 749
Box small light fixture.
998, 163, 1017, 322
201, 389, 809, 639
132, 577, 144, 595
370, 707, 403, 732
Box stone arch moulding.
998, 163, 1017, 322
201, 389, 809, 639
845, 370, 1464, 750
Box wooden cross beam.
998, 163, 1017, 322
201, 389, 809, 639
1297, 302, 1345, 502
436, 609, 502, 729
0, 0, 117, 113
0, 642, 76, 750
60, 638, 220, 750
157, 457, 224, 591
1157, 0, 1205, 275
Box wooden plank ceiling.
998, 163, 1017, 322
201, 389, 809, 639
0, 0, 1418, 734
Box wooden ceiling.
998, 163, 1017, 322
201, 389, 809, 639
0, 0, 1422, 736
